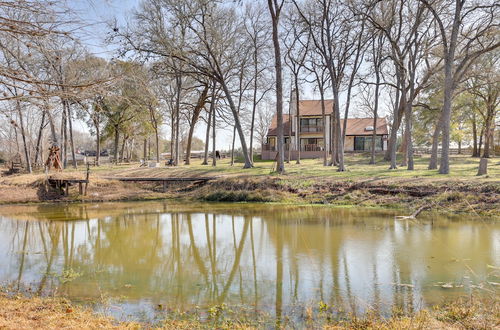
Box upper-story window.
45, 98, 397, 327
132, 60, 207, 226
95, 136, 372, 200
300, 118, 324, 132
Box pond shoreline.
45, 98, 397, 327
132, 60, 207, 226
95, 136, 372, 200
0, 174, 499, 217
0, 293, 498, 329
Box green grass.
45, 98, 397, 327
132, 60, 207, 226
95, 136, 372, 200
34, 153, 500, 183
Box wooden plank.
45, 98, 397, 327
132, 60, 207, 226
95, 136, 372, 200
106, 177, 215, 182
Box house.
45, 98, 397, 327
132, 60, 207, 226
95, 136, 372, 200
261, 99, 389, 160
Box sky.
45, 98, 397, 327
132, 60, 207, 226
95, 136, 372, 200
68, 0, 391, 152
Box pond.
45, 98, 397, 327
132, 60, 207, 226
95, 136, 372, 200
0, 201, 498, 324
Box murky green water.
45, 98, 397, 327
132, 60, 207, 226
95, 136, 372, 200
0, 202, 498, 323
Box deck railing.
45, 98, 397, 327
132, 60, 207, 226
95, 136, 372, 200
262, 143, 325, 152
300, 125, 324, 133
301, 144, 323, 151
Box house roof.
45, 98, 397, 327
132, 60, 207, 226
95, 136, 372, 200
267, 114, 294, 136
298, 99, 334, 115
267, 115, 388, 136
341, 117, 388, 136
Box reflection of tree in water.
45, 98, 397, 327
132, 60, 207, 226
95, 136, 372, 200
1, 204, 497, 320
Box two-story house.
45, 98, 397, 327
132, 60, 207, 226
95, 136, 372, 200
261, 99, 389, 160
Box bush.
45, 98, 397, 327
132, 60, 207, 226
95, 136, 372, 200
201, 190, 275, 202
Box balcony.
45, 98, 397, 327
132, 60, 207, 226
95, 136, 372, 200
300, 125, 324, 133
301, 144, 323, 152
262, 143, 291, 152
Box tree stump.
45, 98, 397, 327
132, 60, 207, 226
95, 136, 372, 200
477, 158, 488, 176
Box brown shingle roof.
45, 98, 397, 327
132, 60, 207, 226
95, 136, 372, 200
341, 117, 388, 136
267, 115, 388, 136
267, 114, 294, 136
298, 99, 334, 115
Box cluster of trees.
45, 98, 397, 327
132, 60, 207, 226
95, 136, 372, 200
0, 0, 498, 175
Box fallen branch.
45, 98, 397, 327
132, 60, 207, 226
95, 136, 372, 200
395, 204, 431, 220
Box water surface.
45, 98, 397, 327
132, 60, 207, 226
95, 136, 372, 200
0, 202, 498, 323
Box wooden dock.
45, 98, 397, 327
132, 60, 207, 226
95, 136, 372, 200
105, 176, 215, 192
48, 178, 89, 196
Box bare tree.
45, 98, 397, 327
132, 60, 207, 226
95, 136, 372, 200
243, 3, 272, 164
294, 0, 356, 171
418, 0, 499, 174
283, 9, 310, 164
267, 0, 286, 173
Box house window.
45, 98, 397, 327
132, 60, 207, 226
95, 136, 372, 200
354, 136, 383, 151
300, 138, 324, 151
300, 118, 324, 132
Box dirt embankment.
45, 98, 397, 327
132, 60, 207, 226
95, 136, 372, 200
0, 170, 498, 216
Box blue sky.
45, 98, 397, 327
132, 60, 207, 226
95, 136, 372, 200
69, 0, 138, 57
68, 0, 390, 151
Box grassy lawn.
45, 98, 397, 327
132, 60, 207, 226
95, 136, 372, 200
90, 153, 500, 183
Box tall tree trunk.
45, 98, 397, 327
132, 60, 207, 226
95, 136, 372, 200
478, 126, 484, 157
95, 120, 100, 166
65, 101, 77, 169
404, 99, 414, 170
268, 0, 285, 174
287, 87, 292, 163
438, 0, 462, 175
185, 85, 209, 164
471, 115, 478, 157
428, 116, 442, 169
212, 95, 217, 167
400, 127, 407, 167
174, 73, 182, 166
482, 109, 493, 158
385, 76, 402, 165
343, 20, 366, 144
155, 128, 160, 162
143, 138, 147, 161
202, 105, 212, 165
60, 105, 67, 168
294, 76, 301, 164
16, 100, 32, 173
330, 83, 345, 171
230, 126, 236, 166
249, 52, 259, 164
388, 91, 403, 169
34, 110, 45, 166
45, 106, 58, 147
370, 69, 380, 165
319, 88, 327, 166
170, 108, 175, 163
119, 136, 127, 163
477, 125, 484, 155
219, 81, 252, 168
113, 127, 119, 164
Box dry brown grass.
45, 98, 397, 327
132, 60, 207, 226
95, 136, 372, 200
1, 294, 498, 330
0, 294, 138, 329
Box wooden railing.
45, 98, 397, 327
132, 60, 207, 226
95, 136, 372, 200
301, 144, 323, 152
263, 143, 323, 152
262, 143, 291, 151
300, 125, 324, 133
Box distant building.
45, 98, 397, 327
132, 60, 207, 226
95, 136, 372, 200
261, 99, 388, 160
